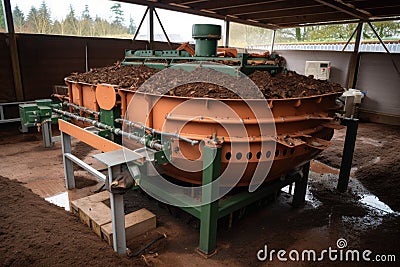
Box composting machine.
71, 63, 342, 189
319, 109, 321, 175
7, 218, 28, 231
20, 24, 344, 256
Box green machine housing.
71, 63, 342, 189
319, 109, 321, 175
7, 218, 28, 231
122, 24, 284, 75
19, 99, 60, 127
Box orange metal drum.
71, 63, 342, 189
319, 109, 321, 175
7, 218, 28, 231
121, 89, 340, 186
64, 79, 341, 187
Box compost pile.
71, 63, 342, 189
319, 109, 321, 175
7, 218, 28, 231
66, 63, 344, 99
66, 63, 159, 88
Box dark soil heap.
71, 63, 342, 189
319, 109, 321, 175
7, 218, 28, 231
66, 63, 344, 99
67, 64, 159, 88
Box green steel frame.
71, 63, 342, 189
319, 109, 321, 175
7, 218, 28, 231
139, 142, 310, 255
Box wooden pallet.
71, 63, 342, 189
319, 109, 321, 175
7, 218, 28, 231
70, 191, 156, 245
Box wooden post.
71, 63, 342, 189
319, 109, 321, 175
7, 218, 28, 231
3, 0, 24, 101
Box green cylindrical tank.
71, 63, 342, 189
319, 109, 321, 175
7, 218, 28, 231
192, 24, 221, 57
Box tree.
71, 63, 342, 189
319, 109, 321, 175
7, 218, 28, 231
13, 5, 25, 32
81, 5, 94, 36
82, 5, 91, 20
110, 3, 124, 26
65, 5, 80, 35
26, 1, 52, 33
0, 0, 6, 30
94, 16, 110, 36
363, 21, 400, 40
127, 16, 136, 35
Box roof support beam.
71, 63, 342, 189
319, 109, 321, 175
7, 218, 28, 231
313, 0, 370, 19
3, 0, 24, 101
238, 6, 336, 21
346, 22, 363, 89
218, 0, 320, 16
259, 12, 353, 26
224, 19, 230, 47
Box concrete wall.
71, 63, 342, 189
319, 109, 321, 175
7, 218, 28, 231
275, 50, 353, 87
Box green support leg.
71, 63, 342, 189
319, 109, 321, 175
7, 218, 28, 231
99, 108, 121, 143
198, 144, 222, 255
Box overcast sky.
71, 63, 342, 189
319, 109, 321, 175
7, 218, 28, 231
11, 0, 224, 41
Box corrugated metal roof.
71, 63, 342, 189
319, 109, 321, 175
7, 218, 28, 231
117, 0, 400, 29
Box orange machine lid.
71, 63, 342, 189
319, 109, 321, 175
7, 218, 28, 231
96, 84, 116, 110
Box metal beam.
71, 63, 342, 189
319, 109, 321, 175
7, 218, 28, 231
313, 0, 371, 19
224, 19, 230, 47
149, 6, 154, 48
271, 29, 276, 52
198, 144, 221, 256
346, 22, 363, 89
154, 8, 172, 49
341, 25, 358, 51
133, 6, 149, 40
64, 153, 107, 182
3, 0, 24, 101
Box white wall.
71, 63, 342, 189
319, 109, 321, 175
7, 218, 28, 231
275, 50, 353, 87
356, 53, 400, 116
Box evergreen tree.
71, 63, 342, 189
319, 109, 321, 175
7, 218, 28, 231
82, 5, 91, 20
38, 1, 52, 33
26, 7, 39, 33
127, 16, 136, 34
81, 5, 93, 36
13, 5, 25, 32
110, 3, 124, 26
65, 5, 79, 35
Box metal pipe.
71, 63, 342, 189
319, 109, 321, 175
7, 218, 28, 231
115, 118, 198, 146
224, 19, 230, 48
271, 29, 276, 53
52, 108, 163, 150
149, 6, 154, 49
51, 94, 70, 101
64, 153, 106, 182
63, 102, 100, 116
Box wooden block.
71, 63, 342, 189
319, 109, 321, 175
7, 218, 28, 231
101, 208, 156, 245
70, 191, 110, 216
78, 201, 112, 236
85, 191, 110, 203
70, 201, 79, 215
